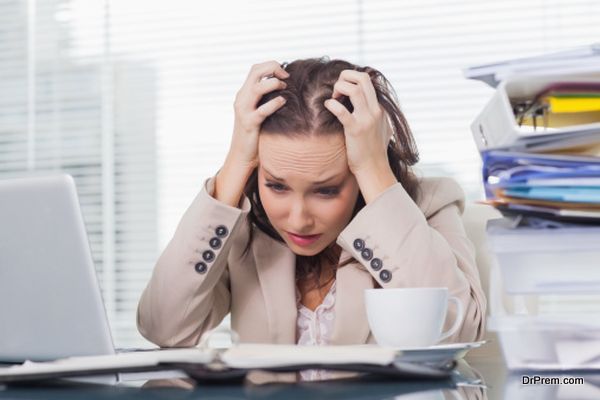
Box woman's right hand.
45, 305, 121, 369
215, 61, 289, 207
229, 61, 289, 168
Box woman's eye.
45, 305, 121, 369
316, 187, 339, 197
265, 183, 287, 192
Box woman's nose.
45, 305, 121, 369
289, 199, 314, 230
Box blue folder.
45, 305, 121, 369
482, 151, 600, 198
503, 187, 600, 203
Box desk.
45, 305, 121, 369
0, 356, 597, 400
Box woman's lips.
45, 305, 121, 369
286, 231, 322, 247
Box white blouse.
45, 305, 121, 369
295, 280, 337, 381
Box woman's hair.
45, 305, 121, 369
242, 57, 420, 290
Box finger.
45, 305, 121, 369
331, 81, 369, 115
241, 77, 285, 112
245, 61, 289, 86
260, 69, 290, 82
257, 77, 287, 95
339, 70, 379, 112
272, 66, 290, 80
255, 96, 286, 121
324, 98, 353, 127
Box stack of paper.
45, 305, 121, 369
469, 46, 600, 372
466, 44, 600, 226
463, 43, 600, 88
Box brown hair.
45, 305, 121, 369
242, 57, 420, 290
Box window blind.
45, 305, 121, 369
1, 0, 598, 347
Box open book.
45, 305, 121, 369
0, 340, 485, 383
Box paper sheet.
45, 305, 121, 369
220, 344, 398, 369
1, 348, 215, 378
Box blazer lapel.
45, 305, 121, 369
253, 234, 374, 346
329, 248, 374, 345
253, 230, 297, 344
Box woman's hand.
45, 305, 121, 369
324, 70, 398, 203
230, 61, 289, 170
215, 61, 288, 207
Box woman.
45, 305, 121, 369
137, 57, 486, 351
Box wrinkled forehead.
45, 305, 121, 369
258, 133, 348, 180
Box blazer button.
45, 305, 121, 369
215, 225, 229, 238
379, 269, 392, 283
202, 250, 215, 263
209, 237, 222, 250
353, 239, 365, 250
361, 248, 373, 261
194, 262, 207, 274
370, 258, 382, 271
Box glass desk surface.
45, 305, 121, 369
1, 354, 599, 400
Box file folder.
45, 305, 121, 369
481, 150, 600, 223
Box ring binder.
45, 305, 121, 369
470, 71, 600, 152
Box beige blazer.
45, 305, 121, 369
137, 175, 487, 347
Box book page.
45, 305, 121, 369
1, 348, 215, 378
220, 344, 397, 369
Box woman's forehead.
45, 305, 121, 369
258, 133, 348, 179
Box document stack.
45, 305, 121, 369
465, 44, 600, 370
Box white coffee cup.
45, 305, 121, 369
364, 287, 464, 348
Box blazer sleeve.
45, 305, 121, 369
137, 175, 251, 347
337, 178, 486, 343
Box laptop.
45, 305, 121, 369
0, 174, 116, 363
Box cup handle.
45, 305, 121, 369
438, 296, 464, 343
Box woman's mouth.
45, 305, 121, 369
286, 231, 322, 247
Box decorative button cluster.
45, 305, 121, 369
353, 238, 392, 283
194, 225, 229, 274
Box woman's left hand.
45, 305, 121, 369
324, 70, 397, 203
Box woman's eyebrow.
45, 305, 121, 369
263, 168, 343, 185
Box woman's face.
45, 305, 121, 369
258, 133, 360, 256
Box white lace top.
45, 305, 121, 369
295, 280, 337, 381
